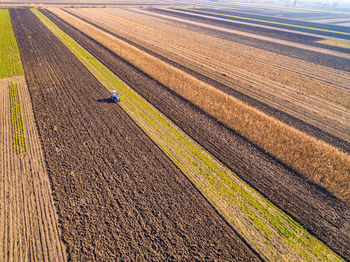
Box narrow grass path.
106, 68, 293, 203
33, 8, 344, 261
0, 9, 24, 78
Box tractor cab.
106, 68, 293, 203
110, 90, 120, 103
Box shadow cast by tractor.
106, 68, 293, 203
97, 98, 114, 103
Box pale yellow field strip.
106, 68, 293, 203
0, 76, 67, 261
149, 8, 350, 60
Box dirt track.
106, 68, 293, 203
10, 8, 260, 261
0, 76, 66, 261
42, 9, 350, 259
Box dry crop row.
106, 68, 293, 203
9, 83, 27, 154
50, 8, 350, 205
67, 8, 350, 143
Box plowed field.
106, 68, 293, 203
10, 8, 260, 261
42, 8, 350, 260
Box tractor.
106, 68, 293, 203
110, 90, 120, 103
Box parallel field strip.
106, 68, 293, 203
33, 8, 344, 261
69, 8, 350, 144
0, 9, 66, 261
0, 9, 23, 78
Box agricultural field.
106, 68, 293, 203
0, 9, 65, 261
1, 2, 350, 261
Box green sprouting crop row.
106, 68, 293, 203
0, 9, 24, 79
9, 83, 27, 154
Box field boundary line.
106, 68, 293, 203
34, 8, 345, 261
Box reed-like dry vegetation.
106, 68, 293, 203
50, 7, 350, 204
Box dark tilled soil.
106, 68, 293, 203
10, 8, 261, 261
150, 8, 350, 72
63, 8, 350, 153
42, 9, 350, 260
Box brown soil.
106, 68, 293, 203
42, 9, 350, 260
10, 8, 260, 261
0, 76, 66, 261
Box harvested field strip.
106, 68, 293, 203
15, 8, 259, 261
178, 8, 350, 36
48, 8, 350, 205
34, 8, 345, 261
1, 76, 67, 261
9, 83, 27, 154
70, 8, 350, 145
0, 9, 24, 78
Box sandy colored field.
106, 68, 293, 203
49, 7, 350, 205
0, 76, 66, 261
67, 8, 350, 144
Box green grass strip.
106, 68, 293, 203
33, 8, 344, 261
179, 8, 350, 36
9, 83, 27, 154
0, 9, 24, 78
